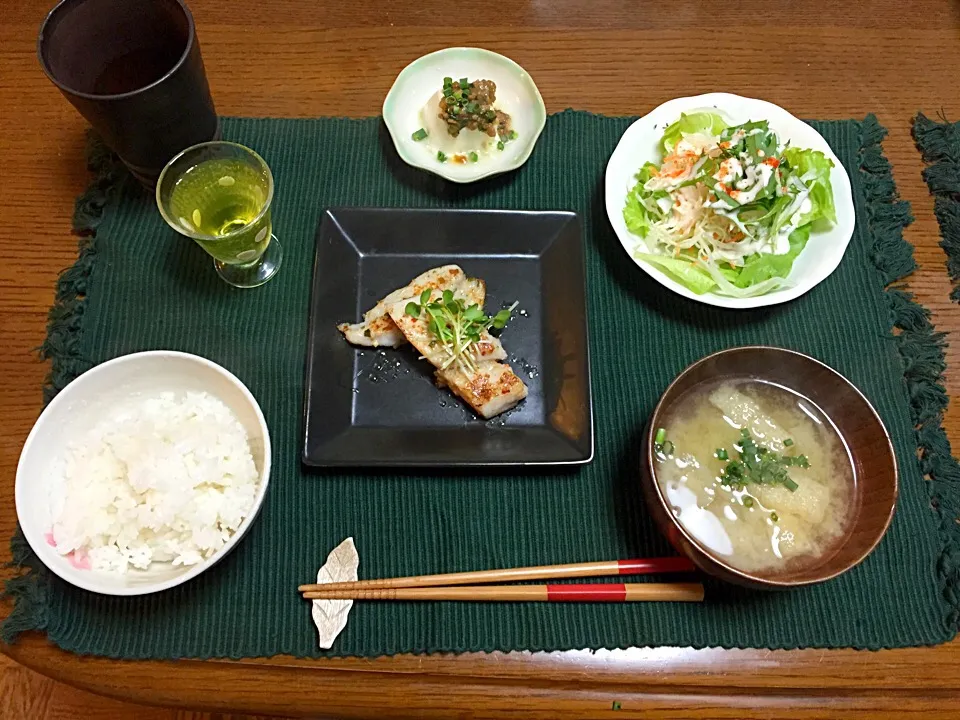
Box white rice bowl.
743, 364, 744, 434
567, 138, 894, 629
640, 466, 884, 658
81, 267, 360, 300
16, 351, 271, 595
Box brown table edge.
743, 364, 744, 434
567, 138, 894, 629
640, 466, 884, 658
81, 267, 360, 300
4, 633, 960, 717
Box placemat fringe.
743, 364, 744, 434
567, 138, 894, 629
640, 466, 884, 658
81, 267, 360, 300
912, 112, 960, 302
3, 134, 125, 644
2, 532, 49, 643
864, 114, 960, 631
41, 132, 126, 403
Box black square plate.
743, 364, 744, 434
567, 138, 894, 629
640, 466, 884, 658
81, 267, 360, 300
302, 208, 593, 467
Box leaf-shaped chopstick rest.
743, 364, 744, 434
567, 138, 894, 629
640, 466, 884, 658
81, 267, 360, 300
311, 537, 359, 649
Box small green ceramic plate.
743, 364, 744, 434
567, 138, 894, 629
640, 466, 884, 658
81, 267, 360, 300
382, 47, 547, 183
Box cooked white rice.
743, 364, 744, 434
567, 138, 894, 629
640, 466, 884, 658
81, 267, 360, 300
51, 391, 260, 574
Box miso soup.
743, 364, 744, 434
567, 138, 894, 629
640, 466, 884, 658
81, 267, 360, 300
653, 379, 855, 575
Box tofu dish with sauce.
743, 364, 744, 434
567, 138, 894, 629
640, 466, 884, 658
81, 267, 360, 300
338, 266, 528, 419
411, 76, 518, 165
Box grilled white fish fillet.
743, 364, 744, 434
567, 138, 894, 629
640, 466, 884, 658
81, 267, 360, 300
338, 265, 483, 347
387, 298, 526, 419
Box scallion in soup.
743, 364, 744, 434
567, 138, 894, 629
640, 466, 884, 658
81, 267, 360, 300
654, 380, 854, 575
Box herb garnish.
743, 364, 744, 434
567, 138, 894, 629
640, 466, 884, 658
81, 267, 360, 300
719, 428, 808, 492
405, 289, 515, 372
653, 427, 674, 456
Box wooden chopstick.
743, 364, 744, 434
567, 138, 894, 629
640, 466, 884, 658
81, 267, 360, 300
303, 582, 704, 603
298, 557, 695, 594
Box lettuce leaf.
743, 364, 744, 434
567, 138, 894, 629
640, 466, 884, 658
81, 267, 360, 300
782, 148, 836, 225
622, 162, 662, 237
623, 193, 650, 237
732, 226, 810, 288
636, 161, 659, 184
634, 253, 717, 294
660, 112, 728, 154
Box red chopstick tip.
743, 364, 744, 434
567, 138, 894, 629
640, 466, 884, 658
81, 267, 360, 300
617, 557, 696, 575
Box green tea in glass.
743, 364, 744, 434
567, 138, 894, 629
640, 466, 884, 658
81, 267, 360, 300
157, 141, 282, 288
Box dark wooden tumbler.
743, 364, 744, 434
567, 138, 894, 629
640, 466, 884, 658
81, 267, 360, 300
38, 0, 219, 186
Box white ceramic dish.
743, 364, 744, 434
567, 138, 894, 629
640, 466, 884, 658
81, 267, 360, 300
15, 350, 271, 596
382, 47, 546, 183
605, 93, 855, 309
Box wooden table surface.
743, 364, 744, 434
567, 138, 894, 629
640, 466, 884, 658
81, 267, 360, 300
3, 0, 960, 717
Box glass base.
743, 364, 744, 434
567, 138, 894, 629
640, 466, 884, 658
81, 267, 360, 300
214, 236, 282, 288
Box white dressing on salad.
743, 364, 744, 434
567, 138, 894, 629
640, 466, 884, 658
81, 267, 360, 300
730, 163, 774, 204
716, 157, 742, 184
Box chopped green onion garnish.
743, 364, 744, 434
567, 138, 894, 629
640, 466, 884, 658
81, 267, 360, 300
443, 76, 453, 85
508, 130, 518, 140
459, 77, 469, 87
437, 151, 447, 163
469, 151, 479, 163
655, 428, 666, 444
720, 428, 804, 492
783, 438, 794, 447
743, 496, 754, 508
497, 140, 505, 151
770, 512, 779, 522
411, 128, 428, 142
716, 448, 729, 461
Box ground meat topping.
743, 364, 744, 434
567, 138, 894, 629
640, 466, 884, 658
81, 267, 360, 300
438, 77, 512, 140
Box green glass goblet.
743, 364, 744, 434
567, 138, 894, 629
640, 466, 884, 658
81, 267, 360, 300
156, 141, 282, 288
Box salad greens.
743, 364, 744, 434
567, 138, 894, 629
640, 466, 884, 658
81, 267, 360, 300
623, 111, 836, 297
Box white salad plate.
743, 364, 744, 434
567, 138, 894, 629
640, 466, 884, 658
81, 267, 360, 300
15, 351, 271, 596
605, 92, 856, 309
382, 47, 546, 183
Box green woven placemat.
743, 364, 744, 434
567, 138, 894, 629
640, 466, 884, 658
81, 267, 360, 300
5, 112, 960, 657
913, 112, 960, 302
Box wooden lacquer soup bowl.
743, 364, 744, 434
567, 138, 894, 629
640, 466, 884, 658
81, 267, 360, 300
641, 346, 898, 589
